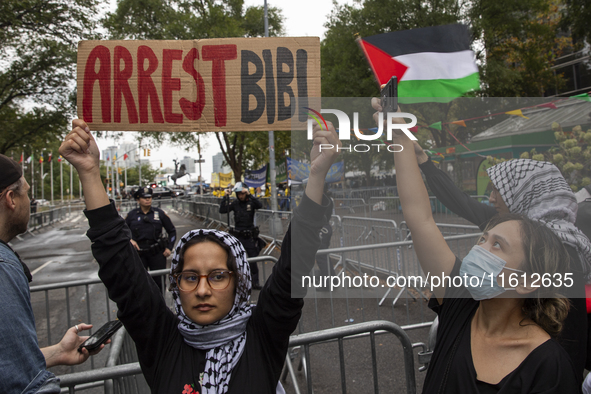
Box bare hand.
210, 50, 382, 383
59, 120, 100, 176
310, 121, 341, 178
130, 239, 140, 250
43, 323, 109, 368
163, 248, 171, 257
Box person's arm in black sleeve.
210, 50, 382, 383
253, 193, 329, 338
248, 119, 340, 381
419, 156, 496, 230
85, 202, 177, 375
59, 119, 176, 384
160, 210, 177, 250
249, 194, 263, 209
219, 196, 232, 213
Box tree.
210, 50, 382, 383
0, 0, 100, 155
320, 0, 462, 177
472, 0, 573, 97
102, 0, 287, 179
561, 0, 591, 47
321, 0, 461, 98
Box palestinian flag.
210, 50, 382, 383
358, 24, 480, 102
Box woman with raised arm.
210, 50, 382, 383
59, 119, 339, 394
371, 98, 591, 383
379, 108, 579, 393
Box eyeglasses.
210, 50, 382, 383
174, 270, 234, 291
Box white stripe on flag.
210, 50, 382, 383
395, 50, 478, 81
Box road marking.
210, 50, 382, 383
31, 260, 58, 276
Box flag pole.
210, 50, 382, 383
50, 155, 54, 205
60, 158, 63, 202
138, 144, 142, 186
41, 153, 44, 202
31, 153, 35, 199
70, 163, 73, 201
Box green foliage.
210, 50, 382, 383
471, 0, 572, 97
115, 164, 161, 186
102, 0, 283, 40
0, 0, 101, 155
560, 0, 591, 47
321, 0, 461, 98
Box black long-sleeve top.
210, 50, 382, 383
85, 193, 328, 393
419, 157, 587, 383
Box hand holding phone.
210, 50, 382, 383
381, 76, 398, 114
78, 320, 123, 352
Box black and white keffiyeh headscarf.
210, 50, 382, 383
487, 159, 591, 277
170, 229, 253, 393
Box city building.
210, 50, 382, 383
212, 152, 231, 173
180, 155, 196, 173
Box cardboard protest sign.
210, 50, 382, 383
77, 38, 320, 132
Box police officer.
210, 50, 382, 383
219, 182, 263, 289
125, 186, 176, 291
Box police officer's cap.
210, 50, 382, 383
133, 187, 153, 199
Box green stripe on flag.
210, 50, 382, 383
398, 73, 480, 103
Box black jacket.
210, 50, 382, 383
219, 195, 263, 230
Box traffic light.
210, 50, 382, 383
143, 148, 151, 156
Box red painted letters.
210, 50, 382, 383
202, 45, 237, 127
114, 46, 138, 123
83, 45, 111, 123
137, 45, 164, 124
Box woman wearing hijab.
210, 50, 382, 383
374, 97, 591, 380
59, 119, 340, 393
416, 151, 591, 381
389, 114, 579, 393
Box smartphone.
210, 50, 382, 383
381, 76, 398, 114
78, 320, 123, 352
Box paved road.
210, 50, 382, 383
11, 204, 433, 393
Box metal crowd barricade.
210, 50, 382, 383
56, 320, 422, 394
46, 255, 280, 393
27, 205, 79, 234
341, 216, 399, 247
285, 320, 417, 394
303, 232, 481, 331
333, 198, 368, 216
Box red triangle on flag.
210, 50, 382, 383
358, 39, 409, 86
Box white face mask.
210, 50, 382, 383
459, 245, 525, 301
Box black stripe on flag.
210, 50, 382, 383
362, 24, 471, 58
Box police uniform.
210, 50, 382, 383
125, 187, 177, 291
219, 183, 263, 288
